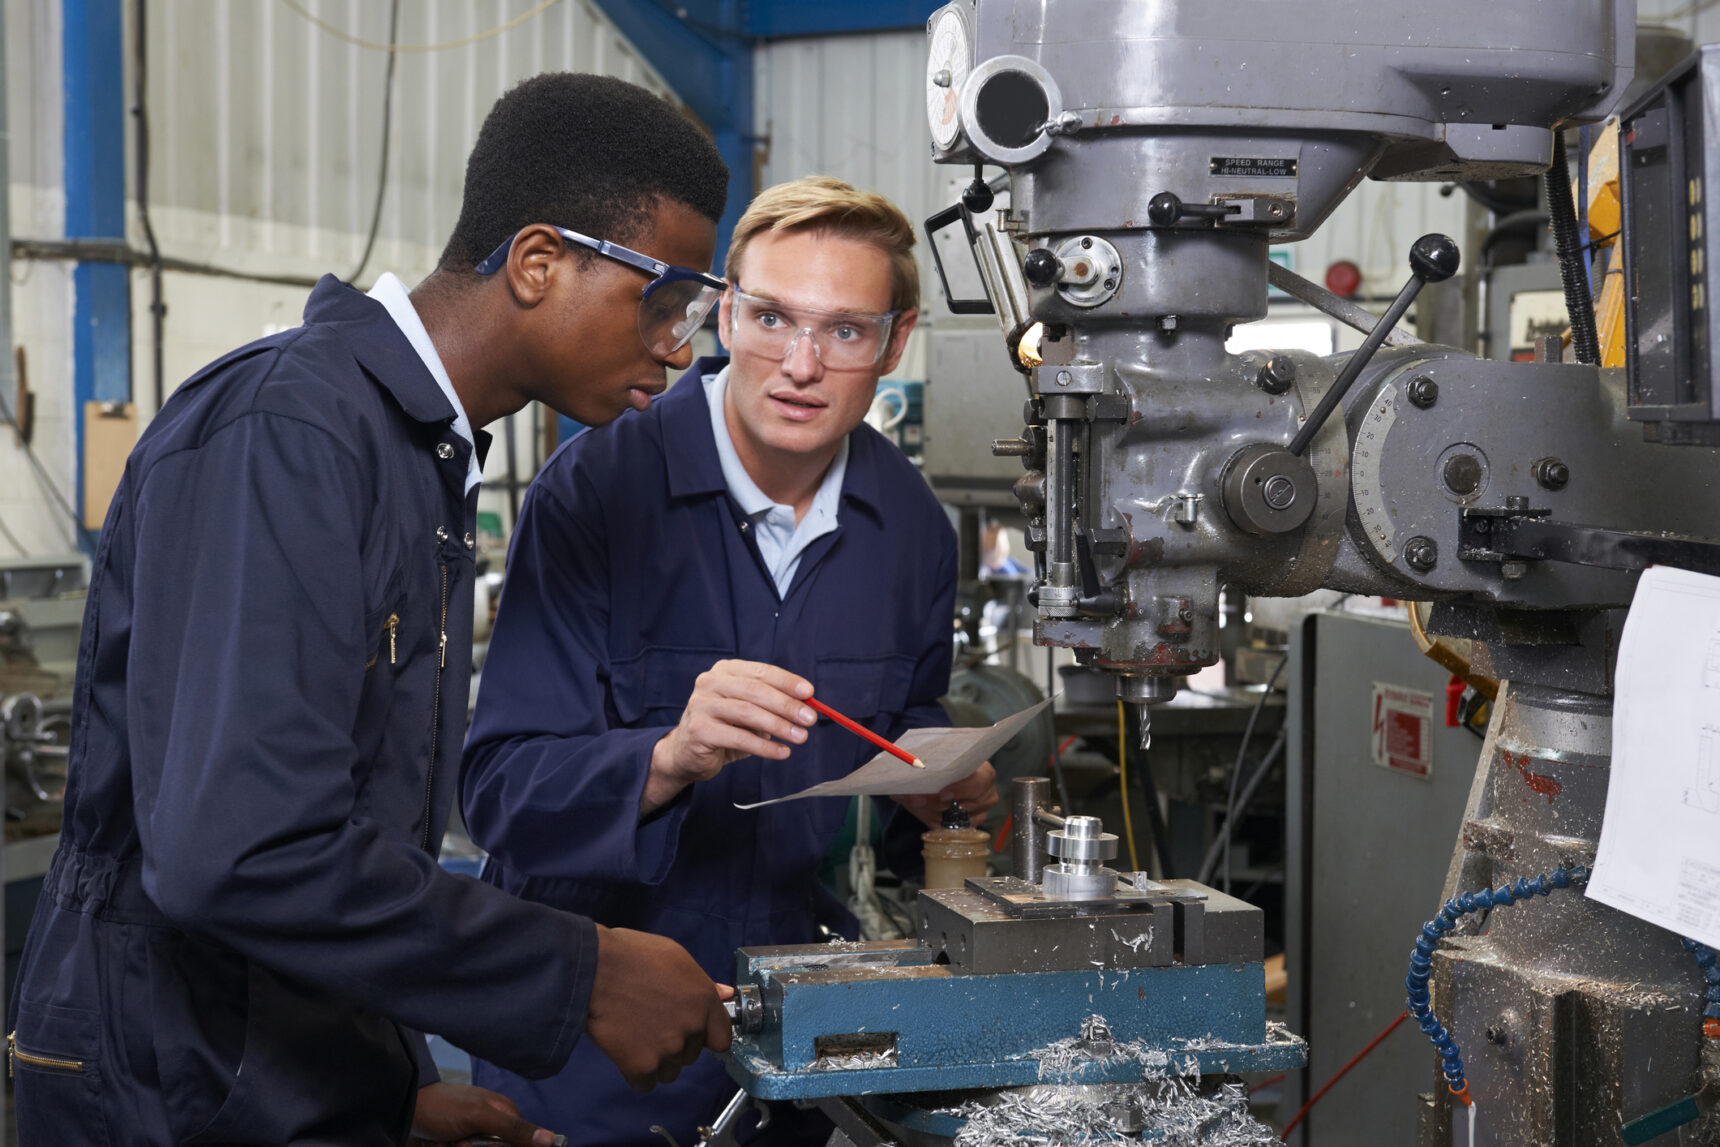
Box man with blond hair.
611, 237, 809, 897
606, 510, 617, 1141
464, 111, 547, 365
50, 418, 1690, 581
460, 176, 998, 1143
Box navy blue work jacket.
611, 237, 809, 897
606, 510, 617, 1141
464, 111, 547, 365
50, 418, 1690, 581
461, 358, 957, 1145
7, 277, 592, 1146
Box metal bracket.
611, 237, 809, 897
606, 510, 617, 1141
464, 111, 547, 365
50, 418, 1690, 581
1458, 507, 1720, 575
1033, 361, 1106, 395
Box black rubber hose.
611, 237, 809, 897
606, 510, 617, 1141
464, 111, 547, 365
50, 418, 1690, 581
1546, 133, 1602, 365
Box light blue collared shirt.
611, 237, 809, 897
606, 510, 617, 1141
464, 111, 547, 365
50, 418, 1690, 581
368, 272, 483, 493
703, 365, 848, 597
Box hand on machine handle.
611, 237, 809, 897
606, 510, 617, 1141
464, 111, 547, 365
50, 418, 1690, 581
587, 925, 734, 1093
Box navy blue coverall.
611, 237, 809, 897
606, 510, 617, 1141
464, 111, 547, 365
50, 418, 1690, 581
7, 278, 592, 1146
461, 358, 957, 1145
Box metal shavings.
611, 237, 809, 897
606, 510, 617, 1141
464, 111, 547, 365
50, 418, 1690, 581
1031, 1013, 1171, 1081
942, 1080, 1277, 1146
810, 1049, 898, 1071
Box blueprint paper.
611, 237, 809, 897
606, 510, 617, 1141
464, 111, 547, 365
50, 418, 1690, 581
1588, 566, 1720, 950
736, 699, 1051, 808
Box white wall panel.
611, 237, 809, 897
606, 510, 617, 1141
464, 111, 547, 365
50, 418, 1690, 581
2, 0, 79, 558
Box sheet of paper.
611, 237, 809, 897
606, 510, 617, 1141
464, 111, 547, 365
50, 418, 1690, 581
736, 699, 1051, 809
1588, 565, 1720, 950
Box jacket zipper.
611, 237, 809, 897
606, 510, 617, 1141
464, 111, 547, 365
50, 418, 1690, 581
388, 612, 400, 665
7, 1032, 83, 1076
422, 564, 447, 851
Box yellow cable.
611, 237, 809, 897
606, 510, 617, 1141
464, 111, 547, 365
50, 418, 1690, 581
280, 0, 564, 53
1117, 701, 1140, 872
1406, 601, 1498, 701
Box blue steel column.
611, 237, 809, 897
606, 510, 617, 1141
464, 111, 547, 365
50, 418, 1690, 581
588, 0, 753, 270
64, 0, 131, 532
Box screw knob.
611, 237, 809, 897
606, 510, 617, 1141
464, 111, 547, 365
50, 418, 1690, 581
1147, 192, 1184, 227
962, 177, 995, 214
1257, 355, 1297, 395
1023, 247, 1063, 287
1409, 234, 1461, 283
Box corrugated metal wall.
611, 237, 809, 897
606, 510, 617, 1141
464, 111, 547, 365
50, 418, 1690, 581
143, 0, 670, 281
1, 0, 679, 554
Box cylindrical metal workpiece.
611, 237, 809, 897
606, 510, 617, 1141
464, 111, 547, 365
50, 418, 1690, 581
1012, 777, 1052, 883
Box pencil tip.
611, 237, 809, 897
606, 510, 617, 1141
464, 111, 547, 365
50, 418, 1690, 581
912, 758, 927, 769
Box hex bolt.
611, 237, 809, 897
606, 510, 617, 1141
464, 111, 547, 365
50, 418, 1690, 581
1262, 474, 1298, 510
1533, 458, 1570, 491
1404, 535, 1439, 572
1407, 376, 1440, 409
1256, 355, 1297, 395
1504, 495, 1530, 512
1159, 315, 1179, 332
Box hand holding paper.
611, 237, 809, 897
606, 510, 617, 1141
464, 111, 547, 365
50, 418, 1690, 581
735, 699, 1050, 810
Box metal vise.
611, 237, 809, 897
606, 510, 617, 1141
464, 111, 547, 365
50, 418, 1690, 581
723, 788, 1304, 1102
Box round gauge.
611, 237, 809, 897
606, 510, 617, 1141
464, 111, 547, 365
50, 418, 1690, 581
926, 8, 971, 151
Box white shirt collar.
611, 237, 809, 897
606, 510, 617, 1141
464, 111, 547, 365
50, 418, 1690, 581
703, 364, 848, 520
367, 273, 482, 493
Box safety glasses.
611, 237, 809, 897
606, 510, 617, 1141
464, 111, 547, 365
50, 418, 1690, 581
727, 287, 898, 369
475, 226, 726, 358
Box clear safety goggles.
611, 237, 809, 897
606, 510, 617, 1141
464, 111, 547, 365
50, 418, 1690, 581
728, 288, 898, 370
475, 226, 725, 358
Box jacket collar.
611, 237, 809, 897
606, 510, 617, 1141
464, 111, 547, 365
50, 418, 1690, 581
658, 356, 884, 520
305, 275, 460, 428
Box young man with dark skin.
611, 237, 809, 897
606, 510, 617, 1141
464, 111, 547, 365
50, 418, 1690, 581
7, 74, 734, 1147
462, 177, 999, 1145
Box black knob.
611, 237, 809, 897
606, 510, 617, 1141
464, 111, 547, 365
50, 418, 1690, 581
1147, 192, 1184, 227
1023, 248, 1062, 288
1257, 355, 1296, 395
962, 176, 995, 214
1408, 234, 1461, 283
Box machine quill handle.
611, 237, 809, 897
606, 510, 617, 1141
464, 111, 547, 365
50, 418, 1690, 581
1287, 234, 1459, 458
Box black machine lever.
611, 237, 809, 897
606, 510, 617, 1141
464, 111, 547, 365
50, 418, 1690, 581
1146, 191, 1236, 225
1286, 234, 1460, 457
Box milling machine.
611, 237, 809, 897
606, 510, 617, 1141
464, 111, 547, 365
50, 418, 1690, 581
912, 3, 1720, 1144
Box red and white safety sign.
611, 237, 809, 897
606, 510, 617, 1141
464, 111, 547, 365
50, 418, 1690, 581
1372, 682, 1434, 779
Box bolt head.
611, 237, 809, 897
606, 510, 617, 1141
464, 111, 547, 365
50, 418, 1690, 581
1504, 495, 1530, 512
1262, 474, 1298, 510
1404, 536, 1439, 572
1501, 560, 1529, 580
1056, 370, 1072, 387
1443, 453, 1483, 496
1408, 376, 1439, 409
1535, 458, 1570, 491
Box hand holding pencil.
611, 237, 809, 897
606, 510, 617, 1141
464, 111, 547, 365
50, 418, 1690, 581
643, 658, 932, 818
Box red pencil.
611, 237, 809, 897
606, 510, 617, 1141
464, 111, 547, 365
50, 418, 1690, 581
806, 696, 926, 768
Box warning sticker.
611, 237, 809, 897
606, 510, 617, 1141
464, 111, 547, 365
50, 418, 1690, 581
1371, 683, 1434, 779
1210, 156, 1298, 178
